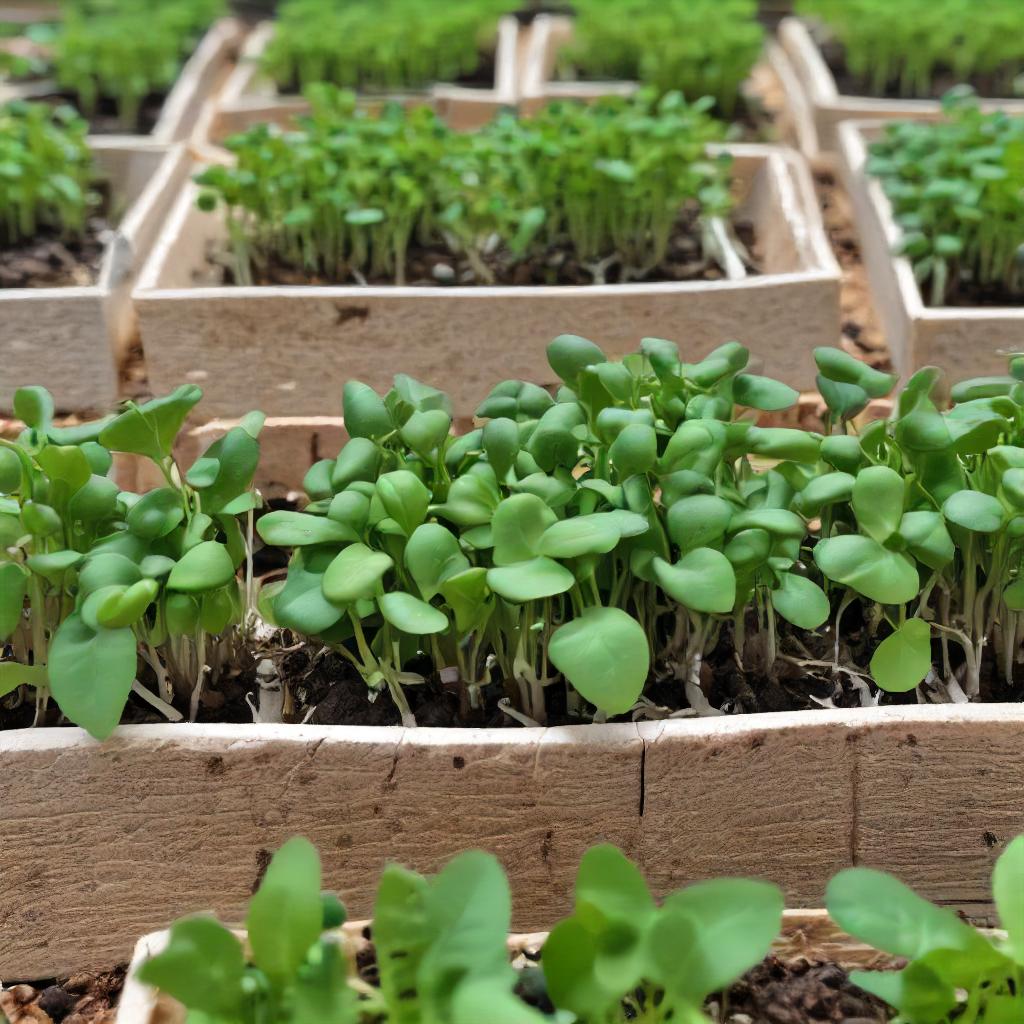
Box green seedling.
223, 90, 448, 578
867, 90, 1024, 306
140, 836, 782, 1024
0, 385, 263, 739
53, 0, 225, 131
827, 834, 1024, 1023
798, 0, 1024, 99
563, 0, 764, 118
196, 86, 731, 288
262, 0, 510, 94
0, 99, 98, 248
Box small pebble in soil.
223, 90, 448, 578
431, 263, 455, 283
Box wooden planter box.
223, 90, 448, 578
116, 910, 902, 1024
0, 140, 191, 416
769, 17, 1024, 165
199, 15, 522, 149
133, 143, 839, 420
0, 19, 244, 143
519, 14, 637, 117
836, 119, 1024, 379
2, 704, 1021, 979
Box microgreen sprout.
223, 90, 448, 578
140, 836, 782, 1024
52, 0, 225, 131
797, 0, 1024, 99
867, 90, 1024, 306
562, 0, 764, 118
195, 87, 731, 287
0, 99, 97, 248
261, 0, 510, 94
0, 385, 264, 740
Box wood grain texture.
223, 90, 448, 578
3, 706, 1019, 980
850, 707, 1024, 904
134, 148, 839, 419
638, 713, 856, 908
0, 723, 642, 978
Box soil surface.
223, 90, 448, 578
819, 35, 1024, 102
0, 215, 111, 289
2, 953, 890, 1023
202, 209, 760, 288
930, 274, 1024, 310
0, 966, 124, 1024
52, 91, 165, 136
723, 956, 890, 1023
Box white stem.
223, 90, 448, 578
131, 680, 184, 722
705, 216, 748, 281
685, 654, 725, 717
498, 698, 542, 728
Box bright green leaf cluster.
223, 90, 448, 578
0, 99, 97, 247
260, 335, 1024, 718
563, 0, 764, 118
828, 834, 1024, 1023
867, 90, 1024, 306
0, 385, 263, 740
140, 836, 782, 1024
52, 0, 225, 131
196, 86, 730, 286
261, 0, 510, 94
140, 831, 1024, 1024
0, 21, 56, 82
797, 0, 1024, 98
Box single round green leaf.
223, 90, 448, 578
322, 544, 393, 604
167, 542, 236, 594
491, 493, 557, 566
257, 510, 358, 547
654, 549, 736, 614
343, 381, 392, 439
486, 557, 574, 603
814, 535, 919, 605
538, 514, 620, 559
943, 490, 1005, 533
772, 573, 829, 630
732, 374, 799, 412
404, 523, 470, 600
870, 618, 932, 693
48, 614, 136, 740
379, 592, 448, 635
851, 466, 903, 543
549, 607, 649, 714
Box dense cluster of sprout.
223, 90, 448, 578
196, 87, 731, 287
562, 0, 764, 117
868, 90, 1024, 305
261, 0, 509, 94
798, 0, 1024, 98
0, 99, 97, 247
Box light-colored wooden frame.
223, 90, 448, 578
3, 703, 1021, 979
133, 143, 840, 419
836, 119, 1024, 380
195, 15, 522, 152
0, 19, 243, 143
0, 140, 191, 415
768, 17, 1024, 166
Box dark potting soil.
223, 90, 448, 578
724, 956, 890, 1024
0, 214, 111, 288
3, 948, 889, 1023
277, 48, 498, 97
929, 274, 1024, 310
202, 208, 761, 289
818, 34, 1024, 102
0, 964, 125, 1024
32, 89, 166, 135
